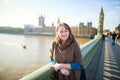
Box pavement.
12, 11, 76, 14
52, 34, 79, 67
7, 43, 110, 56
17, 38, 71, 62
86, 37, 120, 80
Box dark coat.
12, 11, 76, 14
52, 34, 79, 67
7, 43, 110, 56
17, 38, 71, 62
112, 33, 117, 40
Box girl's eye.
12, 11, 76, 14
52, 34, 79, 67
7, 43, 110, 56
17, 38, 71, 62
60, 31, 63, 33
65, 30, 68, 32
59, 30, 68, 33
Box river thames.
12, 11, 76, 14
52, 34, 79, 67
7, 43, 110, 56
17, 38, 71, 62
0, 33, 91, 80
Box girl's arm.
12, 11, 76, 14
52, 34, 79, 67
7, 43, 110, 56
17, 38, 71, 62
53, 62, 81, 71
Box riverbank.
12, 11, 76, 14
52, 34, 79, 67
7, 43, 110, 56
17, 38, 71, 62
0, 32, 92, 39
24, 33, 92, 39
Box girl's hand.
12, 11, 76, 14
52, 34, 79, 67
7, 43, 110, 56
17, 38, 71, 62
60, 69, 70, 76
53, 63, 61, 71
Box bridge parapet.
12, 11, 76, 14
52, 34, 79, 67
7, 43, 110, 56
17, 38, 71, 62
20, 36, 102, 80
81, 36, 101, 67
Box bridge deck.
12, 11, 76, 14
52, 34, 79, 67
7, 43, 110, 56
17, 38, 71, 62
86, 37, 120, 80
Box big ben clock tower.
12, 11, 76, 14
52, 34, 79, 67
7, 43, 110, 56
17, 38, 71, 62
98, 7, 104, 35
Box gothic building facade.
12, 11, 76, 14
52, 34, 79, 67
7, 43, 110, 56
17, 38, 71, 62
24, 15, 97, 38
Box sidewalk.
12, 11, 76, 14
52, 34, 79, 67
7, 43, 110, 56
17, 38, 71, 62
95, 37, 120, 80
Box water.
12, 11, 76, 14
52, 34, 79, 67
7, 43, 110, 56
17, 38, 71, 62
0, 33, 91, 80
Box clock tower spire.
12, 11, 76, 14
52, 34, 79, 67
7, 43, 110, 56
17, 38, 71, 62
98, 7, 104, 35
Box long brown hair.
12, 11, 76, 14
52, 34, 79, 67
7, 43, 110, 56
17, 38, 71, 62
54, 22, 76, 44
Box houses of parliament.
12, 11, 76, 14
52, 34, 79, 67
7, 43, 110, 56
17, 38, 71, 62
24, 8, 104, 38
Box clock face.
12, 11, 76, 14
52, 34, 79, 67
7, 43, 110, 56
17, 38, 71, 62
100, 15, 103, 18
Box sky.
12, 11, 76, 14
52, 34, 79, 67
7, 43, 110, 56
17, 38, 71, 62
0, 0, 120, 31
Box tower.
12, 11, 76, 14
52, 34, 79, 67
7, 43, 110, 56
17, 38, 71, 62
39, 15, 45, 27
98, 7, 104, 35
87, 22, 92, 34
78, 23, 84, 36
57, 17, 60, 24
52, 22, 54, 27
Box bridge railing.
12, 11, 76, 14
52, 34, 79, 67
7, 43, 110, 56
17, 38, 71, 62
20, 36, 102, 80
81, 36, 101, 67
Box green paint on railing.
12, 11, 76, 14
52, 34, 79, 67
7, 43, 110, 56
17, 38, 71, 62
20, 64, 54, 80
83, 39, 101, 67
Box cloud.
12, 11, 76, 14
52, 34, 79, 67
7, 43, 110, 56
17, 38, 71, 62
113, 0, 120, 5
115, 6, 120, 10
113, 0, 120, 10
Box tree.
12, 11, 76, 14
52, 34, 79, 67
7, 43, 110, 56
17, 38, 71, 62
0, 27, 24, 34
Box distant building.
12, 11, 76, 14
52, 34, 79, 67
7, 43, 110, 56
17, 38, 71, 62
115, 24, 120, 33
57, 17, 60, 24
24, 16, 97, 38
38, 15, 46, 27
79, 22, 97, 38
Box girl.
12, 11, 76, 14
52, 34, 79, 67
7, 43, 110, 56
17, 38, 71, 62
50, 22, 85, 80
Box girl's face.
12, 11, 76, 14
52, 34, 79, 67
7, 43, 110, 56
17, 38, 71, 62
57, 25, 69, 42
